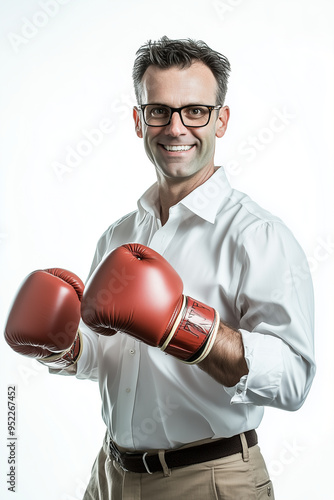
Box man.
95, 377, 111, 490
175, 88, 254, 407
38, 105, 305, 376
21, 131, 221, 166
5, 37, 315, 499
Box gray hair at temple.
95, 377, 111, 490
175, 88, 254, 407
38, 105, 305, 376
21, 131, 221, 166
132, 36, 231, 106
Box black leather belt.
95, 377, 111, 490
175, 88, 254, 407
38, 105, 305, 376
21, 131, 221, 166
109, 430, 258, 474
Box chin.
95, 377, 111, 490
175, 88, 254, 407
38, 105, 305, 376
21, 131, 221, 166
158, 163, 200, 180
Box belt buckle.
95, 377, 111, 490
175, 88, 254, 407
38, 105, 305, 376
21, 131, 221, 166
142, 452, 153, 474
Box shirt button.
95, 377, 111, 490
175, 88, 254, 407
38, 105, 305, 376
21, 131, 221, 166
129, 349, 135, 356
125, 388, 131, 393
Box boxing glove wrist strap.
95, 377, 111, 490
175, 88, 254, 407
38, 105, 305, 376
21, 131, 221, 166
160, 296, 220, 364
160, 295, 187, 353
38, 329, 83, 369
185, 311, 220, 364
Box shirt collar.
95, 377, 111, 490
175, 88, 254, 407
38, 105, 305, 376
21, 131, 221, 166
137, 167, 232, 224
137, 183, 161, 222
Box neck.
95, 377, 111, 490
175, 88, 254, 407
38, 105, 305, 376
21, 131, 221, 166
157, 166, 218, 226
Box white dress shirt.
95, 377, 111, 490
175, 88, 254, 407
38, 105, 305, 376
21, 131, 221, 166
75, 167, 315, 451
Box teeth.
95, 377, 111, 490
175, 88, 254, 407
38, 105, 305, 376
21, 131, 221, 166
163, 145, 193, 151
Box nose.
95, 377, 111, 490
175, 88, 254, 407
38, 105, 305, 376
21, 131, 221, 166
164, 110, 187, 137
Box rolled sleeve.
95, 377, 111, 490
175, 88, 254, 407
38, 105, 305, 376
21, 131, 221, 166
225, 329, 284, 405
226, 221, 316, 410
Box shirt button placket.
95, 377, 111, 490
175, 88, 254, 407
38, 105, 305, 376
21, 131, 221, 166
149, 210, 180, 255
115, 338, 140, 448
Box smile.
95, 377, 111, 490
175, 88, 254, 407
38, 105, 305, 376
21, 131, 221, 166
161, 145, 194, 152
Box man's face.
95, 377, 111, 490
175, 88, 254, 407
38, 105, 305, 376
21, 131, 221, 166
133, 62, 229, 183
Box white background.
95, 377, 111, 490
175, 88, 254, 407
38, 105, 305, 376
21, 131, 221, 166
0, 0, 333, 498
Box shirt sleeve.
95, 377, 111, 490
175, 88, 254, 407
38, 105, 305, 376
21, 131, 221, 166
48, 229, 110, 379
74, 320, 99, 381
224, 220, 316, 411
74, 230, 111, 380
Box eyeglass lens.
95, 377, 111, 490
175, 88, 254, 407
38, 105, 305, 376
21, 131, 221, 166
143, 105, 211, 127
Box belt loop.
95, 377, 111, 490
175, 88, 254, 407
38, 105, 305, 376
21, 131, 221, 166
240, 433, 249, 462
158, 450, 171, 477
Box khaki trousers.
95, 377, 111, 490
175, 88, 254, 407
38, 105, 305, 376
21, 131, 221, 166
83, 432, 274, 500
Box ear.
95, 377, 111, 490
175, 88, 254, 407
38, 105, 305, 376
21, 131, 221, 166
133, 106, 143, 138
215, 106, 230, 138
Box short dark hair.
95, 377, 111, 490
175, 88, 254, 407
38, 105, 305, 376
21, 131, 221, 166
132, 36, 231, 105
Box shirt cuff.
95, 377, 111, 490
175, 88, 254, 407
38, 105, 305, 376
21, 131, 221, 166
74, 320, 99, 381
48, 365, 77, 376
224, 329, 284, 405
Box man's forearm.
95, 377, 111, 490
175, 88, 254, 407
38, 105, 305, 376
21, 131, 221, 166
199, 322, 249, 387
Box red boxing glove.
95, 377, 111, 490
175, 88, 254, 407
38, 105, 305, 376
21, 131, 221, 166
81, 244, 219, 364
4, 268, 84, 369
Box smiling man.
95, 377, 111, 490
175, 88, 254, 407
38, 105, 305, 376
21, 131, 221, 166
78, 36, 314, 499
133, 61, 230, 226
4, 36, 315, 499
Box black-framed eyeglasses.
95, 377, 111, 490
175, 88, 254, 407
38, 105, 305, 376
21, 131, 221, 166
137, 104, 222, 128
